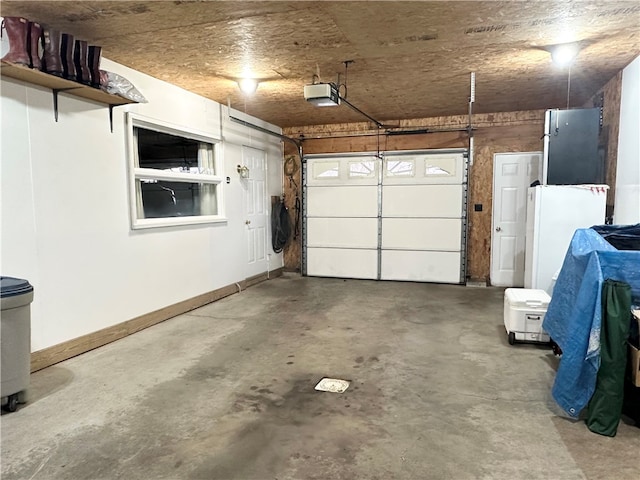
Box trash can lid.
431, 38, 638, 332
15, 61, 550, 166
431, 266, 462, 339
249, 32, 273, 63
0, 276, 34, 298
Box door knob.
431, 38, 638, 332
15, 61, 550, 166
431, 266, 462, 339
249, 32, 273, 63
245, 220, 251, 225
495, 226, 502, 232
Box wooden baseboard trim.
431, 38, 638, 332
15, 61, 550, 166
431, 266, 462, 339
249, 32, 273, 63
30, 267, 285, 373
245, 267, 284, 288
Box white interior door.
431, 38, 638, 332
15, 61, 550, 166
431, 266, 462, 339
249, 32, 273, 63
490, 152, 542, 287
243, 146, 268, 278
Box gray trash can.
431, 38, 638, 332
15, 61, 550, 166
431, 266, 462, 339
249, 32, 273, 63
1, 276, 34, 412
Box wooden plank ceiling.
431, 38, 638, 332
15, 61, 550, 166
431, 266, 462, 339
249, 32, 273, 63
2, 1, 639, 127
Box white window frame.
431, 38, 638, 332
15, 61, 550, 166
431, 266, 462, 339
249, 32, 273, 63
126, 113, 225, 229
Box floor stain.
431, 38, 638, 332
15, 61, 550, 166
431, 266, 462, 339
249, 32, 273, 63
187, 377, 386, 479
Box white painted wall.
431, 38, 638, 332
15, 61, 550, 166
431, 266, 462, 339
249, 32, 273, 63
1, 58, 283, 352
614, 55, 640, 224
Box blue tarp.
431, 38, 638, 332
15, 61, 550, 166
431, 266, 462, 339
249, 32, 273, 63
543, 228, 640, 417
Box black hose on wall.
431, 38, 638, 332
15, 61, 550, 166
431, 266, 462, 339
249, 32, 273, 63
271, 200, 291, 253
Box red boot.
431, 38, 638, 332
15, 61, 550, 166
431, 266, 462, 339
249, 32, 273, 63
28, 21, 42, 70
1, 17, 30, 66
42, 28, 63, 76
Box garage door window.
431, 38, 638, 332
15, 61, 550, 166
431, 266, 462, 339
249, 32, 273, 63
349, 160, 376, 178
386, 159, 415, 177
425, 157, 457, 177
127, 114, 224, 229
313, 161, 340, 179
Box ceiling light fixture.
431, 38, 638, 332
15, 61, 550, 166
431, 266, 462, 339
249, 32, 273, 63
238, 78, 259, 95
550, 43, 579, 67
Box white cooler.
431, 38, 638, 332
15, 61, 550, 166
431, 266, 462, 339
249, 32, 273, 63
504, 288, 551, 345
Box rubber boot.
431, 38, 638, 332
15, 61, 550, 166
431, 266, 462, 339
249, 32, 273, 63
61, 33, 75, 80
42, 28, 63, 76
1, 17, 30, 66
28, 21, 43, 70
88, 46, 102, 88
73, 39, 90, 85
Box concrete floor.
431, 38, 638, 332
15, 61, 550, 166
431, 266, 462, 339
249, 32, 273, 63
1, 274, 638, 479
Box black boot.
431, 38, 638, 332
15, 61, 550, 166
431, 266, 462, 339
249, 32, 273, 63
73, 39, 90, 85
88, 46, 102, 88
42, 28, 63, 76
61, 33, 76, 80
1, 17, 30, 66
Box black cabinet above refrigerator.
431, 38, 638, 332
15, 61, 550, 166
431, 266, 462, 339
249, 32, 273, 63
543, 108, 603, 185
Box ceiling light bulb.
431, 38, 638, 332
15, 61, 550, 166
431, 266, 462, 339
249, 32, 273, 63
551, 44, 579, 67
238, 78, 258, 95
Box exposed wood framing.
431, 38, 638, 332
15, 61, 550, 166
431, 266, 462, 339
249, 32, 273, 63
290, 111, 545, 137
470, 124, 544, 281
583, 71, 623, 219
283, 143, 303, 272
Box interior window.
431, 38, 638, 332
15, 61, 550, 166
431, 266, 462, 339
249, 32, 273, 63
128, 117, 223, 229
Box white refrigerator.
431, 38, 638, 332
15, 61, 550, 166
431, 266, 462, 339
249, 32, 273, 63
524, 185, 608, 294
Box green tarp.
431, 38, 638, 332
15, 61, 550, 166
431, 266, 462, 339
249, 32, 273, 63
586, 279, 632, 436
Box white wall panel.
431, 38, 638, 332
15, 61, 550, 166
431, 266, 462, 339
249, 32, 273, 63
307, 218, 378, 249
0, 80, 41, 298
381, 251, 461, 283
614, 55, 640, 224
1, 58, 283, 352
306, 186, 378, 217
381, 218, 461, 250
382, 185, 463, 218
307, 248, 378, 279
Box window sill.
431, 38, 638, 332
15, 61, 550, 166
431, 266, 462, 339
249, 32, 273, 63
131, 216, 228, 230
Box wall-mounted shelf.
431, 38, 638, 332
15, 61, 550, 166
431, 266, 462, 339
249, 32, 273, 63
1, 61, 136, 132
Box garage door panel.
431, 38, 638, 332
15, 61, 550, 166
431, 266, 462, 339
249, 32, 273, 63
307, 156, 379, 186
307, 218, 378, 249
307, 248, 378, 279
383, 153, 464, 185
381, 250, 461, 283
307, 186, 378, 217
382, 218, 461, 250
382, 185, 462, 218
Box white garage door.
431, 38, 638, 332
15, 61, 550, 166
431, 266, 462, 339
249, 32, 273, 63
305, 154, 380, 279
380, 152, 465, 283
304, 151, 467, 283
